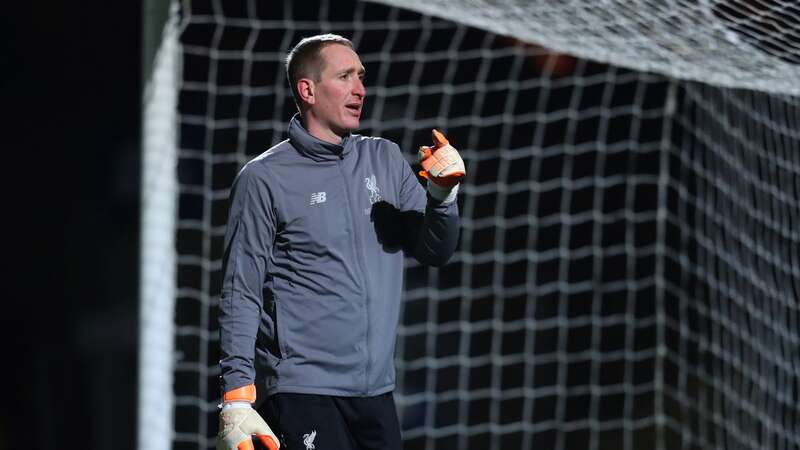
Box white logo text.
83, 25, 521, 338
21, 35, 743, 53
309, 192, 327, 206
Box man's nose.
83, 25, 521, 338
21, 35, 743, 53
353, 78, 366, 98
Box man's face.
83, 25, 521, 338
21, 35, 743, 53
308, 44, 366, 137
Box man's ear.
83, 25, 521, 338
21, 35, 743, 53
297, 79, 315, 105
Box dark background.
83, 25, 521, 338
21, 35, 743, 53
5, 1, 793, 449
4, 2, 140, 449
0, 1, 650, 448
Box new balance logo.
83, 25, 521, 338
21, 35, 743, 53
309, 192, 327, 205
303, 430, 317, 450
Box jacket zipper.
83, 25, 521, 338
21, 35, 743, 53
337, 153, 372, 394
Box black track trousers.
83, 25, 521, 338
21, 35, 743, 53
258, 392, 403, 450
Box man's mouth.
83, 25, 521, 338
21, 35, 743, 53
345, 103, 362, 115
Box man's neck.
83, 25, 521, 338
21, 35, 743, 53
301, 115, 345, 145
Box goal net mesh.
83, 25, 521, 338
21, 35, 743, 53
139, 0, 800, 449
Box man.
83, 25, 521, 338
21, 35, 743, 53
217, 34, 465, 450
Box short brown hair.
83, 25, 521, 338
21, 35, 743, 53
285, 34, 355, 111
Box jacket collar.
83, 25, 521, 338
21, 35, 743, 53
288, 114, 354, 162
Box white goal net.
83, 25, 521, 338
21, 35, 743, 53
139, 1, 800, 449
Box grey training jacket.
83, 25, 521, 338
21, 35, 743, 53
219, 116, 460, 398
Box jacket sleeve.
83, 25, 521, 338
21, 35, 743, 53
218, 165, 276, 393
394, 143, 460, 267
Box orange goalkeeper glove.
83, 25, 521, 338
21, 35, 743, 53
418, 129, 465, 202
217, 384, 280, 450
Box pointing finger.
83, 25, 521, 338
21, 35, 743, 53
431, 129, 449, 148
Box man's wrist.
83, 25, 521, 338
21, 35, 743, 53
221, 401, 252, 411
427, 181, 459, 204
223, 383, 257, 403
219, 383, 257, 409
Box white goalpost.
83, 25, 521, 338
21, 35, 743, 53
139, 2, 181, 450
140, 1, 800, 449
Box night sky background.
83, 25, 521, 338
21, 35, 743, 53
4, 2, 140, 449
